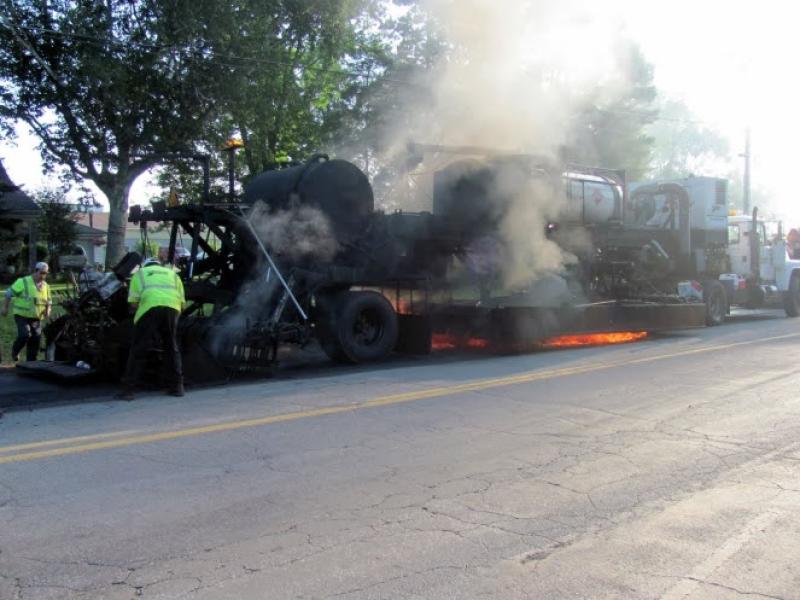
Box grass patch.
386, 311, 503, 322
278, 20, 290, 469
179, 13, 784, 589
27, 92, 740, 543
0, 314, 15, 365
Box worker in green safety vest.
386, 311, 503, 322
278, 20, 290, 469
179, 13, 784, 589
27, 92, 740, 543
118, 258, 187, 400
2, 262, 52, 362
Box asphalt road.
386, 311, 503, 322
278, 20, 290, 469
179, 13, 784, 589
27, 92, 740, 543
2, 311, 800, 599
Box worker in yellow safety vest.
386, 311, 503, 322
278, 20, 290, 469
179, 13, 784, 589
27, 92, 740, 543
2, 262, 51, 362
118, 258, 187, 399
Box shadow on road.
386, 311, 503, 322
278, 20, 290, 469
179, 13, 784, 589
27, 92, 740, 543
2, 308, 791, 413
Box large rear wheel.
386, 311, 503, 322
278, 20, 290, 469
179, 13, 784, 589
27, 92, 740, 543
784, 272, 800, 317
703, 280, 727, 326
321, 291, 398, 363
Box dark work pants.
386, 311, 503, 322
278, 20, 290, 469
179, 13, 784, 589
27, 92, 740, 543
123, 307, 183, 390
12, 315, 42, 361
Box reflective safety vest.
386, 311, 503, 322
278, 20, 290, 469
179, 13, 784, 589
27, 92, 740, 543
128, 265, 186, 324
9, 275, 51, 320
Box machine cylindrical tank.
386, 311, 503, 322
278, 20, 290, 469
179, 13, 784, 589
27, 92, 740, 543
242, 155, 374, 239
432, 159, 526, 237
434, 159, 622, 233
560, 178, 620, 225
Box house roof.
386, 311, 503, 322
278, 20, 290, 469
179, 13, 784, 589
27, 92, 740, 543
76, 211, 172, 241
74, 222, 106, 238
75, 212, 109, 231
0, 160, 40, 216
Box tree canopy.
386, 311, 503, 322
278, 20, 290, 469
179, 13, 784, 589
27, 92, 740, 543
648, 99, 730, 179
33, 187, 78, 258
0, 0, 380, 266
0, 0, 736, 257
562, 43, 658, 180
0, 0, 243, 265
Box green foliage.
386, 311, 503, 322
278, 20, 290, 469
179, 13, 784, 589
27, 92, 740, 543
0, 0, 241, 266
0, 309, 16, 364
332, 3, 446, 201
120, 0, 388, 199
17, 242, 49, 269
33, 188, 78, 254
2, 1, 696, 232
198, 0, 388, 182
648, 99, 731, 179
563, 43, 658, 180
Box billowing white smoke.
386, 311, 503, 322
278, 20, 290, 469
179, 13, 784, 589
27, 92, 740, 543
248, 200, 339, 263
207, 200, 339, 356
496, 176, 576, 288
402, 0, 630, 153
381, 0, 636, 290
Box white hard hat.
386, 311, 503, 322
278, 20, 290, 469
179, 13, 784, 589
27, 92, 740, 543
35, 261, 49, 272
142, 258, 160, 267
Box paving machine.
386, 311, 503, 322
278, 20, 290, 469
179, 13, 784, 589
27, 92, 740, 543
24, 146, 707, 383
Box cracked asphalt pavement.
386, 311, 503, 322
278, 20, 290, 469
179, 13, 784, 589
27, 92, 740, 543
1, 311, 800, 599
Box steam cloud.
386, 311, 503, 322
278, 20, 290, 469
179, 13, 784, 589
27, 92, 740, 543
206, 200, 340, 358
379, 0, 636, 291
249, 200, 339, 263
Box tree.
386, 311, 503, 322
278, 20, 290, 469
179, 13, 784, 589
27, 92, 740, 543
648, 99, 730, 179
0, 0, 237, 267
209, 0, 387, 179
331, 2, 446, 206
33, 188, 78, 266
563, 43, 658, 180
150, 1, 390, 202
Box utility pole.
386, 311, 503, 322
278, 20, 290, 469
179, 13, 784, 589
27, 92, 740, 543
742, 128, 751, 214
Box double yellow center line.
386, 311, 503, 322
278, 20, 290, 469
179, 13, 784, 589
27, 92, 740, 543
1, 332, 798, 465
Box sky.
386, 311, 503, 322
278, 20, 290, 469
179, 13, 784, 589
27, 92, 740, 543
1, 0, 797, 221
623, 0, 795, 219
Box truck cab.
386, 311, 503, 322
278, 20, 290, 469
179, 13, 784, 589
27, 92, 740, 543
724, 214, 800, 314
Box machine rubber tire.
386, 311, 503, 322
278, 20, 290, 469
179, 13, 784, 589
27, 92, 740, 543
703, 280, 727, 326
784, 272, 800, 317
329, 291, 398, 363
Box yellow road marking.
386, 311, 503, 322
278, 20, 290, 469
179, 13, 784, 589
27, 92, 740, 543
1, 332, 798, 465
0, 430, 140, 454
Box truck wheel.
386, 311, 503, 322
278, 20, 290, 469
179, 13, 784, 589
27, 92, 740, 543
703, 280, 727, 326
329, 291, 398, 363
784, 273, 800, 317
